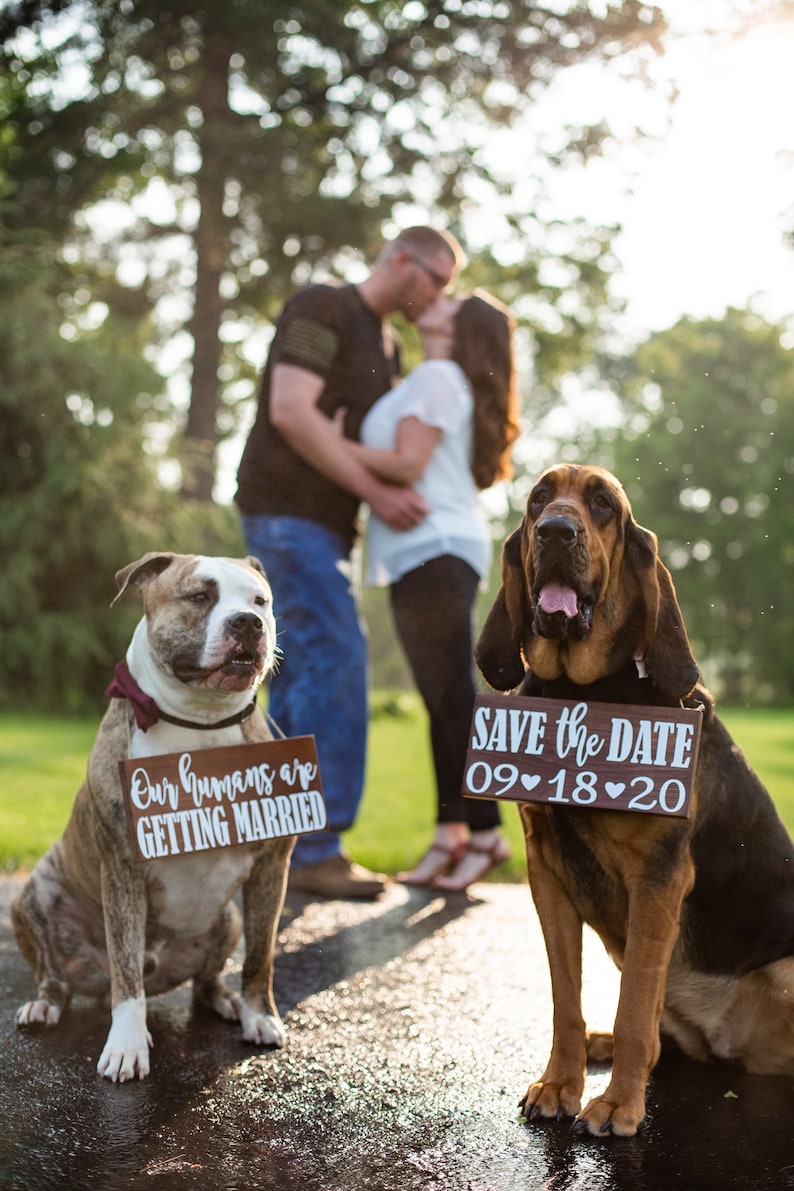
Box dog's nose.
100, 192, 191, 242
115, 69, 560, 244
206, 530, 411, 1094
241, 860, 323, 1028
536, 515, 578, 547
229, 612, 264, 640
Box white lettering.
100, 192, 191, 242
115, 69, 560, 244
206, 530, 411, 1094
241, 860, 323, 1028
274, 795, 297, 834
232, 791, 326, 844
175, 810, 194, 852
486, 712, 507, 752
136, 817, 155, 860
303, 789, 327, 831
652, 721, 676, 765
671, 723, 695, 769
163, 814, 181, 855
261, 797, 280, 837
247, 800, 266, 842
189, 807, 211, 850
129, 768, 180, 812
523, 710, 547, 756
471, 704, 491, 750
630, 721, 654, 766
246, 763, 275, 797
555, 703, 604, 766
475, 705, 548, 754
289, 791, 308, 832
212, 804, 230, 847
177, 752, 277, 807
606, 717, 695, 768
507, 709, 529, 752
279, 758, 318, 791
606, 718, 632, 763
232, 801, 253, 843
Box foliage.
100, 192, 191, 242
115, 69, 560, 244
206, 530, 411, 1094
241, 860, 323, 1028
592, 309, 794, 703
1, 0, 667, 497
0, 230, 244, 712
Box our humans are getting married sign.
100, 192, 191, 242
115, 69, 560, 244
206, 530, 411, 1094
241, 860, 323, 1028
120, 736, 326, 862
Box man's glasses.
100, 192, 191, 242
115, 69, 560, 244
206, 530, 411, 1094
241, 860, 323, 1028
408, 253, 450, 290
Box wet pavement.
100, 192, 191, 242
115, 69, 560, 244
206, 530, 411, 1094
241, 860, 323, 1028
1, 872, 793, 1191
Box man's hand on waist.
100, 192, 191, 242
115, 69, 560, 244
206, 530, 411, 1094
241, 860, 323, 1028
368, 483, 430, 531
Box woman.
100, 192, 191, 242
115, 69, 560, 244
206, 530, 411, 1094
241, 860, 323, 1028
340, 288, 520, 890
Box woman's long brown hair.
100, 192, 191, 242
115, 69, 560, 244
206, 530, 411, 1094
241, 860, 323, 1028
452, 290, 519, 490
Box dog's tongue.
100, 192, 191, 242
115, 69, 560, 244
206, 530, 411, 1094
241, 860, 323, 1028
538, 582, 579, 619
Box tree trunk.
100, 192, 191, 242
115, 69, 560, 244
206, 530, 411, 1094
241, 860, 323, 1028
182, 29, 232, 502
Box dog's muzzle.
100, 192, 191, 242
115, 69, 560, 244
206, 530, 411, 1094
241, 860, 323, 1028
228, 611, 266, 650
171, 611, 272, 691
221, 612, 270, 681
532, 515, 594, 641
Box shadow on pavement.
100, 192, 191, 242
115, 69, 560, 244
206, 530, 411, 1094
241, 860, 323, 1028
1, 875, 793, 1190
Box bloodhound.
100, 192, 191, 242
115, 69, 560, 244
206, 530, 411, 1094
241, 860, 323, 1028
475, 463, 794, 1137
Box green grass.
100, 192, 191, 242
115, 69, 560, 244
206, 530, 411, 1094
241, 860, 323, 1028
352, 692, 529, 881
0, 714, 98, 871
720, 707, 794, 821
2, 699, 794, 879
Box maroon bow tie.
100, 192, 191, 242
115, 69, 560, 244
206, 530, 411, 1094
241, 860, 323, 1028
104, 660, 161, 731
105, 660, 257, 732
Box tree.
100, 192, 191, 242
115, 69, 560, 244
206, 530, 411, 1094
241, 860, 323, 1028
594, 309, 794, 704
1, 0, 667, 498
0, 221, 245, 711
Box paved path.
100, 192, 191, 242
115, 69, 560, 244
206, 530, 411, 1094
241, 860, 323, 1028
1, 875, 792, 1190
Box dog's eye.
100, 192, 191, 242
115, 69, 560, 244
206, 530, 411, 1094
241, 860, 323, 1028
186, 591, 209, 604
253, 594, 269, 608
529, 487, 549, 511
591, 493, 614, 515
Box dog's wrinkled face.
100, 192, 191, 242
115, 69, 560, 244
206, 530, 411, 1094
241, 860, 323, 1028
527, 464, 630, 644
116, 554, 276, 694
153, 557, 276, 693
517, 464, 642, 684
476, 464, 700, 699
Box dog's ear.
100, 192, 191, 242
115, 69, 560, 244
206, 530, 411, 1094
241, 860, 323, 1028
474, 527, 528, 691
625, 520, 700, 700
111, 553, 177, 606
245, 555, 266, 577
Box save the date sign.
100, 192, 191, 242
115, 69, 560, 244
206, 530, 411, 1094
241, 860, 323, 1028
463, 694, 703, 818
119, 736, 326, 862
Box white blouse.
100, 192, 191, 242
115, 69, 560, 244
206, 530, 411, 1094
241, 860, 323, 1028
360, 358, 491, 586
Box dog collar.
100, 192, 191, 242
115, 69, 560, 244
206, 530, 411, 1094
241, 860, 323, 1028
104, 660, 258, 733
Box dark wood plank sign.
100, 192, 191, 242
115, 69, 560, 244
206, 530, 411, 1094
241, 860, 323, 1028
119, 736, 326, 862
463, 694, 703, 818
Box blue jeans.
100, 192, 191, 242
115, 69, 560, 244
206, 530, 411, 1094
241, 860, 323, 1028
242, 515, 368, 868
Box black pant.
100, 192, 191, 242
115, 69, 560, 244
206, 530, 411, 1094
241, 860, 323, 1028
390, 555, 501, 830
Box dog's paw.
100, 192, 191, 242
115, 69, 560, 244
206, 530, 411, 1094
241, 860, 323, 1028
193, 979, 242, 1022
572, 1088, 646, 1137
239, 1005, 286, 1048
585, 1030, 614, 1064
520, 1077, 582, 1123
97, 1039, 152, 1082
213, 990, 243, 1022
96, 996, 152, 1082
16, 999, 63, 1028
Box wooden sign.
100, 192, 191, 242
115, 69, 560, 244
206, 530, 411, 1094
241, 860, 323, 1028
463, 694, 702, 818
119, 736, 326, 862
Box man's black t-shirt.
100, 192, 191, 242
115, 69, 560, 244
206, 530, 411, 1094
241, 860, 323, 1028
235, 283, 400, 548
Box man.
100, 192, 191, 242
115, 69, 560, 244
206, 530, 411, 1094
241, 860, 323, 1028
236, 226, 464, 898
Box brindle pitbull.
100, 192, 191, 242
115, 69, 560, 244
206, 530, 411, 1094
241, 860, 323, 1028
12, 552, 295, 1081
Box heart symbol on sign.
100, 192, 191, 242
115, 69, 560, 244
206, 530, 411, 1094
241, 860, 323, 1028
520, 774, 541, 792
605, 782, 625, 799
